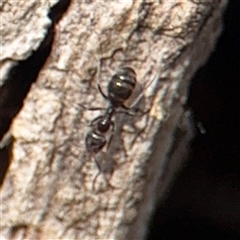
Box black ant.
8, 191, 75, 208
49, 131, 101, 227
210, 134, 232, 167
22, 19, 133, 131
82, 66, 155, 190
84, 67, 138, 154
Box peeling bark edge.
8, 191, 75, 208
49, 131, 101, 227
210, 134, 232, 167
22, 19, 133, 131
0, 0, 71, 184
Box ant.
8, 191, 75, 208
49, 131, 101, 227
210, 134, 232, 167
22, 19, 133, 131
82, 66, 155, 190
85, 67, 137, 154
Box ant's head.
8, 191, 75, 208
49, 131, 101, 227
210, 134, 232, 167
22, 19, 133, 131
85, 131, 106, 154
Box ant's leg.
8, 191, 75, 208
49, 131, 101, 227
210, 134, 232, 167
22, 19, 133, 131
96, 54, 108, 100
91, 156, 101, 192
79, 103, 107, 111
91, 154, 117, 192
98, 84, 108, 100
89, 115, 103, 127
106, 121, 115, 149
118, 106, 150, 117
78, 58, 108, 110
126, 75, 158, 109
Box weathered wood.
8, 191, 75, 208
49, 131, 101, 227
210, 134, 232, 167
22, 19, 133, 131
1, 1, 227, 239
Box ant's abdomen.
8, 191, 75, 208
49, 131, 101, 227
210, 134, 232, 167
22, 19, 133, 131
108, 67, 136, 107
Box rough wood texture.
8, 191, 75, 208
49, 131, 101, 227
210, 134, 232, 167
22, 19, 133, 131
1, 1, 227, 239
0, 0, 57, 85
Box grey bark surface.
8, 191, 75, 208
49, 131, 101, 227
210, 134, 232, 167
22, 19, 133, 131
1, 1, 227, 239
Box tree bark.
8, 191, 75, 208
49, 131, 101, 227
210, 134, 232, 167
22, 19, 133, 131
0, 1, 227, 239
